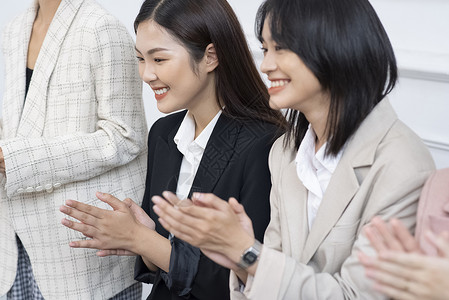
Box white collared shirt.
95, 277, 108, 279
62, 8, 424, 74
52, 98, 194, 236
295, 125, 343, 230
174, 110, 222, 200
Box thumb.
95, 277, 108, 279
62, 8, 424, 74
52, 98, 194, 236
96, 192, 125, 211
228, 197, 244, 214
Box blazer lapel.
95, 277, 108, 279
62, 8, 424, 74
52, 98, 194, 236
188, 115, 242, 197
17, 0, 84, 138
300, 160, 359, 263
300, 98, 398, 263
4, 4, 37, 138
281, 160, 309, 259
153, 125, 184, 194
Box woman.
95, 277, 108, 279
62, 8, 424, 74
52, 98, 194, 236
151, 0, 436, 299
0, 0, 147, 299
60, 0, 284, 299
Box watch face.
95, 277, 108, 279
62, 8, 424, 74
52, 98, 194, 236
243, 251, 258, 264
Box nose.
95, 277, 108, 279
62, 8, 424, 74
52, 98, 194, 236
260, 51, 277, 75
139, 62, 157, 84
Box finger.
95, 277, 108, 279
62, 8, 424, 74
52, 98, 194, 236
64, 199, 107, 218
191, 193, 229, 211
96, 192, 126, 211
372, 217, 404, 251
365, 262, 413, 292
152, 197, 203, 237
161, 191, 184, 207
68, 238, 101, 249
157, 216, 196, 245
229, 197, 244, 214
154, 195, 215, 220
357, 251, 377, 268
364, 224, 387, 253
61, 218, 97, 238
60, 205, 98, 227
379, 251, 428, 271
426, 231, 449, 258
123, 198, 134, 208
96, 249, 135, 257
390, 218, 421, 253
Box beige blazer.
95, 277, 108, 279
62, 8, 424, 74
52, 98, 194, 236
230, 99, 435, 299
0, 0, 147, 299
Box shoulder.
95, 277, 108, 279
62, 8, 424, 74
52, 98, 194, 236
236, 118, 283, 148
74, 0, 131, 41
375, 120, 435, 173
148, 111, 187, 141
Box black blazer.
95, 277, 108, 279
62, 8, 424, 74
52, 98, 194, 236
135, 110, 281, 300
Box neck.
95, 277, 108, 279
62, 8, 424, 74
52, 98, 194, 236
302, 96, 330, 153
36, 0, 62, 25
188, 74, 221, 139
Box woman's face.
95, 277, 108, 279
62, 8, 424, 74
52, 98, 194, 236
135, 20, 214, 114
260, 20, 327, 114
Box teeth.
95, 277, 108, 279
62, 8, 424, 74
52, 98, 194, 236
270, 80, 289, 88
155, 87, 170, 95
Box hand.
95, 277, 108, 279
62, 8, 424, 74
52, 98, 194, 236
60, 192, 153, 254
359, 231, 449, 300
0, 147, 5, 175
364, 217, 421, 254
152, 192, 255, 266
95, 198, 155, 257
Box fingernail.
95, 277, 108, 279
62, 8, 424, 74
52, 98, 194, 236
65, 199, 73, 206
152, 196, 160, 204
97, 191, 104, 197
153, 205, 160, 214
69, 242, 77, 247
61, 218, 70, 226
192, 192, 202, 200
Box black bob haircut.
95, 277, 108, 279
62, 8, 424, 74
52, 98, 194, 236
256, 0, 398, 155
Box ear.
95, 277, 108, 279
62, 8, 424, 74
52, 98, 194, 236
204, 43, 219, 72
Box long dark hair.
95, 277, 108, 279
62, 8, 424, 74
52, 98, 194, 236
256, 0, 398, 155
135, 0, 285, 127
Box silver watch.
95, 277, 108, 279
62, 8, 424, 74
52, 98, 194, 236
237, 239, 262, 269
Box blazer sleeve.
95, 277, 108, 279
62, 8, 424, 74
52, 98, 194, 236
164, 129, 275, 299
231, 136, 435, 299
0, 15, 146, 198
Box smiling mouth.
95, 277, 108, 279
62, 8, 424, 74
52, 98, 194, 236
153, 87, 170, 100
268, 80, 290, 94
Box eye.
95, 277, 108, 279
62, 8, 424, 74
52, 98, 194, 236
274, 45, 284, 51
154, 58, 166, 63
260, 47, 268, 55
136, 56, 144, 62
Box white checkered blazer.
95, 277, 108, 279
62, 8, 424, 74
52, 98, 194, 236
0, 0, 147, 299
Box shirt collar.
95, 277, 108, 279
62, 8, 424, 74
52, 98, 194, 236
174, 110, 222, 155
295, 124, 342, 174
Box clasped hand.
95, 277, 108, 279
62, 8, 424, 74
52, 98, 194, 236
152, 191, 255, 271
60, 191, 155, 257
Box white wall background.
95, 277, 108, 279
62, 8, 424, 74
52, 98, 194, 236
0, 0, 448, 298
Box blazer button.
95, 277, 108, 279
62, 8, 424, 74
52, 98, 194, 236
53, 182, 62, 188
35, 186, 44, 192
45, 184, 53, 193
26, 187, 35, 193
17, 188, 25, 194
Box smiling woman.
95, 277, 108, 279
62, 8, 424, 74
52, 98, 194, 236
59, 0, 285, 299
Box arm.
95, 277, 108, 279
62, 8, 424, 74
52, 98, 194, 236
157, 131, 275, 298
0, 16, 146, 197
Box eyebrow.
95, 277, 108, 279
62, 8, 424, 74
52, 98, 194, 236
135, 46, 169, 55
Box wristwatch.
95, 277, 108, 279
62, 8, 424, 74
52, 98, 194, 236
237, 239, 262, 269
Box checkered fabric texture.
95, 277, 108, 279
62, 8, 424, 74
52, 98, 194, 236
0, 0, 147, 299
